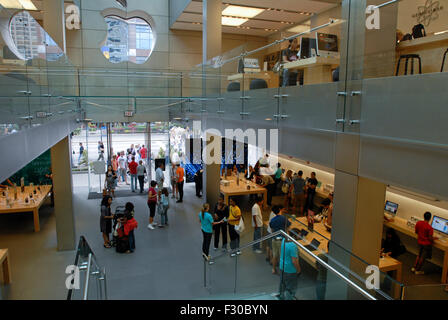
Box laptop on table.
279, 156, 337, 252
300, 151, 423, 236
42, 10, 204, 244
304, 238, 321, 252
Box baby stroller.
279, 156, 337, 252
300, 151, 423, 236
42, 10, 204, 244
110, 206, 126, 248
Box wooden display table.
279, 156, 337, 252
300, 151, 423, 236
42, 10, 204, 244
220, 175, 267, 208
283, 56, 339, 85
227, 71, 279, 89
0, 249, 11, 284
385, 216, 448, 284
0, 185, 52, 232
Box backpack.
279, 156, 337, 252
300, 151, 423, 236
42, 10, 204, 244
412, 24, 426, 39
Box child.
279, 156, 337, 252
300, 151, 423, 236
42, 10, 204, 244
123, 202, 138, 253
158, 188, 170, 228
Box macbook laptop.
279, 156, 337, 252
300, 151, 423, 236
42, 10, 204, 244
299, 229, 309, 239
304, 238, 321, 252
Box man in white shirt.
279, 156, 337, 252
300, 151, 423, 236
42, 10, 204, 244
155, 162, 165, 190
118, 152, 128, 184
252, 197, 264, 254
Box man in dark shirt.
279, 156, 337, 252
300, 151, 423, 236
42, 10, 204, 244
213, 195, 229, 252
305, 172, 318, 213
270, 205, 292, 274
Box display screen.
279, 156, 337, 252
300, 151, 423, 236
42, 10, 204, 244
317, 33, 338, 52
384, 201, 398, 215
432, 216, 448, 235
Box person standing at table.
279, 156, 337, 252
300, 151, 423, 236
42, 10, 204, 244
176, 164, 185, 203
128, 156, 138, 193
278, 229, 301, 300
100, 195, 114, 248
137, 160, 147, 193
281, 38, 299, 87
283, 170, 293, 210
147, 181, 158, 230
274, 163, 283, 195
412, 211, 437, 275
213, 195, 229, 252
199, 203, 222, 261
228, 198, 242, 257
259, 174, 275, 207
292, 171, 306, 216
252, 197, 264, 254
194, 169, 203, 198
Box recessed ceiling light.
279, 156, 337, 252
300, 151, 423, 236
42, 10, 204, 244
265, 118, 272, 121
222, 5, 264, 18
0, 0, 37, 10
222, 16, 248, 26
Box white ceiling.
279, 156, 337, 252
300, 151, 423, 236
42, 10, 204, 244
171, 0, 337, 37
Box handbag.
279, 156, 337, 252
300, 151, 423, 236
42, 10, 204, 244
235, 216, 245, 234
281, 182, 290, 194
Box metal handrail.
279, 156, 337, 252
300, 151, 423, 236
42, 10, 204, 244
207, 229, 392, 300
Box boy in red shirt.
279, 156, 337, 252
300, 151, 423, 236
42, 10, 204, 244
412, 211, 437, 275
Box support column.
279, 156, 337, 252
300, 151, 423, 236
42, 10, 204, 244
203, 132, 221, 208
51, 136, 76, 251
326, 133, 387, 299
43, 0, 66, 53
202, 0, 222, 63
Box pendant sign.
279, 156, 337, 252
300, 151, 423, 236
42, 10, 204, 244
124, 111, 134, 117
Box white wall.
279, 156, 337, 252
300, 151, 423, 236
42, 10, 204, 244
398, 0, 448, 34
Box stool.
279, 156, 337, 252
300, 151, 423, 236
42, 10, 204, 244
395, 54, 422, 76
249, 78, 268, 90
227, 82, 240, 92
441, 49, 448, 72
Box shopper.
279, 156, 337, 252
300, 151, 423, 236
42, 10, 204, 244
158, 188, 170, 227
128, 156, 138, 192
382, 229, 404, 259
123, 202, 138, 253
118, 151, 128, 185
274, 163, 283, 195
278, 229, 301, 300
194, 169, 203, 198
292, 171, 306, 216
100, 195, 114, 248
283, 170, 293, 210
104, 165, 117, 198
259, 174, 275, 206
281, 38, 299, 87
213, 195, 229, 252
147, 181, 158, 230
155, 162, 165, 191
199, 203, 222, 261
270, 205, 292, 274
97, 141, 105, 161
266, 207, 278, 264
228, 198, 242, 257
140, 145, 147, 164
112, 154, 118, 173
176, 164, 185, 203
137, 160, 147, 193
252, 197, 264, 253
412, 212, 437, 275
78, 143, 84, 165
170, 163, 178, 199
245, 165, 256, 181
316, 242, 330, 300
305, 172, 318, 213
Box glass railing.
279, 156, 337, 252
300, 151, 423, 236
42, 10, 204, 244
286, 215, 404, 300
204, 230, 389, 300
67, 236, 108, 300
401, 284, 448, 300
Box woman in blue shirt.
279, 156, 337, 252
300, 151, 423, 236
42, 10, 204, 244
199, 203, 223, 261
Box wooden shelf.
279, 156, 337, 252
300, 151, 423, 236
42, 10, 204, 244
397, 32, 448, 50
